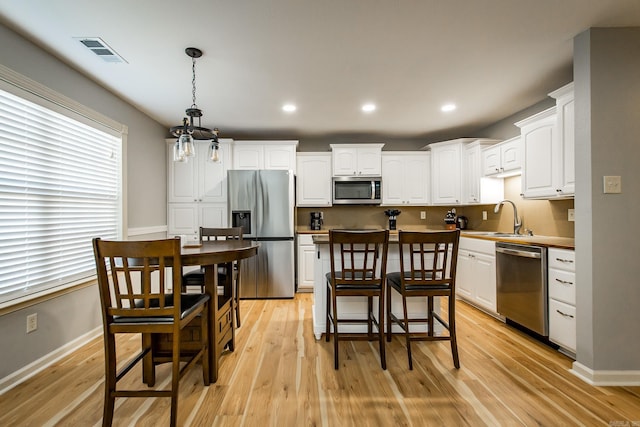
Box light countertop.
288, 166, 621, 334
298, 227, 574, 249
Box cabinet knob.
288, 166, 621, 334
495, 168, 499, 172
556, 189, 562, 192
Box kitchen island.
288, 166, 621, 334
306, 229, 574, 341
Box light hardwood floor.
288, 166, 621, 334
1, 294, 639, 426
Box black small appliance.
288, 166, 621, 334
310, 212, 323, 230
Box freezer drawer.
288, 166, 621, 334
239, 239, 294, 298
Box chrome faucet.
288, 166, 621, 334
494, 199, 522, 235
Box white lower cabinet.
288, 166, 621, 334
548, 247, 576, 355
456, 237, 497, 314
296, 234, 316, 292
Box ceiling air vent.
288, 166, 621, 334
75, 37, 127, 64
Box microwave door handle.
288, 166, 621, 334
371, 181, 375, 200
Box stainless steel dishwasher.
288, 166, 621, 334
496, 242, 548, 336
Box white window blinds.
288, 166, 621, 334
0, 87, 121, 305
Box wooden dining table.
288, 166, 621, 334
146, 239, 259, 383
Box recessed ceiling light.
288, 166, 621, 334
441, 103, 457, 112
282, 103, 297, 113
362, 103, 376, 113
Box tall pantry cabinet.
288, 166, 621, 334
167, 139, 232, 241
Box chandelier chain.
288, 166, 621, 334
191, 56, 197, 108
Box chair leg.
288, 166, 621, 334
386, 284, 392, 342
103, 333, 116, 427
235, 280, 241, 328
402, 295, 413, 370
378, 294, 386, 370
201, 307, 211, 385
332, 290, 339, 369
367, 296, 373, 339
427, 296, 435, 337
325, 282, 331, 342
449, 295, 460, 369
170, 328, 181, 427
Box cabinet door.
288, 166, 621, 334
199, 141, 227, 203
233, 144, 264, 169
167, 203, 199, 237
463, 145, 481, 203
265, 145, 296, 171
500, 137, 522, 173
381, 155, 404, 205
558, 98, 575, 195
332, 147, 358, 175
356, 147, 382, 175
297, 243, 316, 291
456, 249, 474, 299
474, 252, 497, 312
431, 144, 461, 204
521, 113, 557, 198
167, 142, 198, 203
482, 145, 501, 176
404, 154, 429, 204
296, 154, 332, 206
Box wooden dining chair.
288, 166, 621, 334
386, 230, 460, 370
92, 237, 210, 427
325, 229, 389, 370
182, 227, 244, 327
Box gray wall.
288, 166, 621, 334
574, 28, 640, 371
0, 23, 167, 379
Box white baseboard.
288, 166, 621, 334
0, 326, 103, 395
571, 361, 640, 386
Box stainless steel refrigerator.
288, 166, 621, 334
228, 169, 295, 298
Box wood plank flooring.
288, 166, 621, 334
1, 294, 639, 426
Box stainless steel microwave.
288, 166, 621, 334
332, 176, 382, 205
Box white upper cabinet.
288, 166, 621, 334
429, 139, 466, 205
482, 136, 522, 177
296, 153, 332, 206
232, 140, 298, 171
549, 83, 575, 195
517, 82, 574, 199
429, 138, 501, 205
463, 140, 503, 204
381, 152, 430, 205
330, 144, 384, 176
167, 139, 231, 204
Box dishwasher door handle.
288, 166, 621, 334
496, 247, 542, 259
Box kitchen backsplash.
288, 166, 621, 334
296, 176, 575, 238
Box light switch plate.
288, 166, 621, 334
603, 176, 622, 194
420, 211, 426, 220
568, 209, 575, 222
482, 211, 487, 221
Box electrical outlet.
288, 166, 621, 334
568, 209, 575, 222
26, 313, 37, 333
603, 176, 622, 194
482, 211, 487, 221
420, 211, 426, 220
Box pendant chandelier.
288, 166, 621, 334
170, 47, 220, 163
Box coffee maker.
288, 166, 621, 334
310, 212, 323, 230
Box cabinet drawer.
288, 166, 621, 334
549, 299, 576, 353
297, 234, 314, 245
459, 237, 495, 255
548, 269, 576, 305
548, 248, 575, 272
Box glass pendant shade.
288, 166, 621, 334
208, 141, 220, 163
173, 139, 186, 162
179, 133, 195, 158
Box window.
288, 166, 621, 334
0, 83, 122, 306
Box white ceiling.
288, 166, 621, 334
1, 0, 640, 142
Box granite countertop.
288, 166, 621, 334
299, 227, 574, 249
